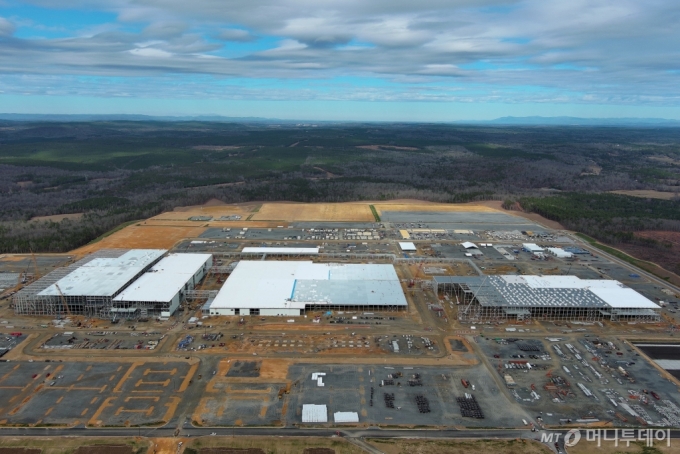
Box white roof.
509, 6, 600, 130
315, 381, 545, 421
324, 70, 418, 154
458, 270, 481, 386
39, 249, 166, 297
211, 261, 407, 310
399, 242, 417, 251
334, 411, 359, 423
211, 261, 325, 310
503, 275, 622, 289
493, 275, 659, 309
523, 243, 544, 252
461, 242, 478, 249
547, 247, 573, 258
302, 404, 327, 423
590, 287, 660, 309
242, 247, 319, 255
113, 253, 211, 303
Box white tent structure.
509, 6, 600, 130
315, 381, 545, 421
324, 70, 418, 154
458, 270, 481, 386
398, 242, 417, 251
334, 412, 359, 423
302, 404, 327, 423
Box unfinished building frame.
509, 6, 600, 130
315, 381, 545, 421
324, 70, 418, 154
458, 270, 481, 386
12, 249, 166, 319
434, 275, 661, 323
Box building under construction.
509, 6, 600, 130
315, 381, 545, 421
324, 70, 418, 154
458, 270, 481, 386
13, 249, 166, 318
434, 275, 661, 323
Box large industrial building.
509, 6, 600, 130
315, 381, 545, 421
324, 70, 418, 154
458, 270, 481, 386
112, 253, 212, 318
13, 249, 212, 319
434, 275, 660, 323
209, 261, 407, 316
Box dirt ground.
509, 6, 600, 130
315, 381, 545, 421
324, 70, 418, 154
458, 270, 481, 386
0, 438, 148, 454
373, 203, 498, 213
612, 234, 680, 282
567, 440, 678, 454
480, 264, 518, 275
74, 446, 132, 454
367, 438, 550, 454
610, 190, 679, 200
637, 231, 680, 247
186, 436, 363, 454
251, 203, 375, 222
492, 201, 565, 230
151, 204, 256, 221
71, 224, 207, 255
30, 213, 84, 222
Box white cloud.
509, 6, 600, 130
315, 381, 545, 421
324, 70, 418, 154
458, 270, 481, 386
2, 0, 680, 104
129, 47, 172, 58
0, 16, 15, 36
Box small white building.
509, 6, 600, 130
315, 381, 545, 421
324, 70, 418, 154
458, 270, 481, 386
334, 412, 359, 423
398, 242, 417, 251
523, 243, 544, 253
302, 404, 328, 423
461, 242, 478, 249
113, 253, 212, 317
546, 247, 574, 259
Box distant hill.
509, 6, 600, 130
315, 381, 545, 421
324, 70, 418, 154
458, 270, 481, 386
0, 113, 679, 126
478, 116, 680, 126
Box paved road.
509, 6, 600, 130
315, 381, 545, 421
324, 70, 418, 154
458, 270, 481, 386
1, 425, 679, 440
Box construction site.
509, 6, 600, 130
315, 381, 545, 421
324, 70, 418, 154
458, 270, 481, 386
1, 201, 680, 446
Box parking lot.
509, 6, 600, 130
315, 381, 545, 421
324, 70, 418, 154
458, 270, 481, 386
41, 332, 165, 351
0, 360, 195, 427
285, 363, 529, 428
0, 332, 26, 358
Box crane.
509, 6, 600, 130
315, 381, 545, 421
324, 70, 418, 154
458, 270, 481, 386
30, 249, 41, 282
54, 283, 72, 319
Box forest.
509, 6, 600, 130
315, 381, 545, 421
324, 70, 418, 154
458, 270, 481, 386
0, 121, 679, 270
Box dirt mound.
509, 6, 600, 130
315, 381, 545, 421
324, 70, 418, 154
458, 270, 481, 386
74, 446, 132, 454
0, 449, 42, 454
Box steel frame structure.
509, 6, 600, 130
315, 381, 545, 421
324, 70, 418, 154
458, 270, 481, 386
13, 249, 164, 319
436, 280, 660, 323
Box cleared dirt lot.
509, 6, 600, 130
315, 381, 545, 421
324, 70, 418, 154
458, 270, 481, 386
72, 224, 207, 255
188, 437, 363, 454
251, 203, 375, 222
374, 203, 499, 214
151, 204, 256, 221
0, 438, 148, 454
368, 439, 551, 454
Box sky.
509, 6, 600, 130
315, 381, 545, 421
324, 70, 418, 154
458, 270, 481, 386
1, 0, 679, 121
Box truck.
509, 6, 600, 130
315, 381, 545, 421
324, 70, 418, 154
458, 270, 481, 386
461, 379, 470, 388
504, 374, 517, 388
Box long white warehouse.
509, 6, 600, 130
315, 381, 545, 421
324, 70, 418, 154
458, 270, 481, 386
209, 260, 408, 316
14, 249, 167, 318
113, 253, 213, 317
39, 249, 166, 298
